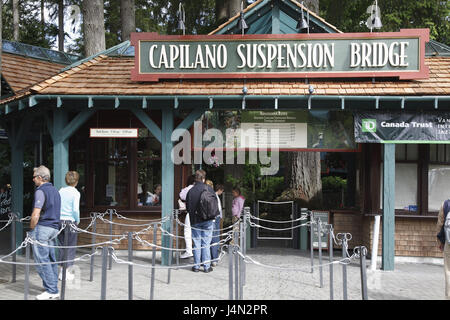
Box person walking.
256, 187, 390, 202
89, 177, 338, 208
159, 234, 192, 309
186, 170, 216, 273
58, 171, 81, 281
437, 199, 450, 300
179, 175, 195, 259
29, 165, 61, 300
231, 187, 245, 222
211, 184, 224, 266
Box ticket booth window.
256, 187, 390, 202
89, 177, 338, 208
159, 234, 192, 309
428, 145, 450, 211
92, 138, 129, 207
136, 128, 162, 207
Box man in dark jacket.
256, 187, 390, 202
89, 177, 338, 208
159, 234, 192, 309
29, 165, 61, 300
186, 170, 215, 273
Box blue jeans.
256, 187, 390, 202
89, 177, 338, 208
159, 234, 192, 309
29, 225, 59, 294
210, 217, 221, 261
191, 219, 214, 270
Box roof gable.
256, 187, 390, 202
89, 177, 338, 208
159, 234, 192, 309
210, 0, 342, 35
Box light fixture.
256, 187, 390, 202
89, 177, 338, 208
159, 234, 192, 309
237, 1, 248, 35
367, 0, 382, 32
177, 3, 186, 35
297, 2, 309, 32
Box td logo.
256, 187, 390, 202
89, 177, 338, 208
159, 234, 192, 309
362, 119, 377, 133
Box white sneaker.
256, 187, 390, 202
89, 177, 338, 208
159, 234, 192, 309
35, 291, 60, 300
58, 268, 75, 281
180, 252, 193, 259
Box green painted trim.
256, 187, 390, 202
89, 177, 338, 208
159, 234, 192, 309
60, 41, 130, 72
175, 108, 205, 132
382, 143, 395, 271
381, 140, 450, 144
272, 4, 280, 34
161, 108, 174, 266
131, 108, 162, 143
61, 109, 95, 142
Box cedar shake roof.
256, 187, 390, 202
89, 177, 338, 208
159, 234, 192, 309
18, 56, 450, 97
1, 52, 65, 93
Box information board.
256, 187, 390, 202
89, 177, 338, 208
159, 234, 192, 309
311, 210, 329, 250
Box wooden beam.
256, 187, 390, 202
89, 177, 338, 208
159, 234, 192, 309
61, 109, 95, 142
175, 108, 205, 132
131, 108, 162, 143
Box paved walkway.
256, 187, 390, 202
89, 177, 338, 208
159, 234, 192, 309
0, 246, 446, 300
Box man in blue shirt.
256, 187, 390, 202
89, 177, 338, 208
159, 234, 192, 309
29, 165, 61, 300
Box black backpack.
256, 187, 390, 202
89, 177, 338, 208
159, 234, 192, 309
197, 186, 219, 221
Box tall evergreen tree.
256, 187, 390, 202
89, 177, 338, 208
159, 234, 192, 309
82, 0, 106, 56
120, 0, 135, 41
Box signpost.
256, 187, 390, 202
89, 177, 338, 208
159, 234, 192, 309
311, 211, 329, 250
354, 112, 450, 143
131, 29, 429, 81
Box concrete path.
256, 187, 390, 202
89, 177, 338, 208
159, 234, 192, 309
0, 247, 446, 300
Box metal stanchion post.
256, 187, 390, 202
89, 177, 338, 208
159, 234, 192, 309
342, 237, 348, 300
329, 225, 334, 300
359, 246, 368, 300
101, 246, 108, 300
61, 222, 69, 300
11, 213, 17, 283
228, 244, 234, 300
90, 215, 97, 282
24, 240, 30, 300
310, 212, 314, 273
317, 218, 323, 288
128, 232, 133, 300
108, 210, 113, 270
239, 217, 244, 300
175, 210, 180, 269
167, 211, 174, 284
150, 223, 157, 300
234, 230, 239, 300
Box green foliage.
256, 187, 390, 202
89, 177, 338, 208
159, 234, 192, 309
320, 0, 450, 44
2, 1, 59, 48
321, 176, 347, 192
225, 162, 285, 204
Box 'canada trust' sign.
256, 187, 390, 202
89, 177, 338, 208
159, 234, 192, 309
130, 29, 429, 81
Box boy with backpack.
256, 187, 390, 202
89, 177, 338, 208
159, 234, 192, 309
186, 170, 219, 273
436, 199, 450, 300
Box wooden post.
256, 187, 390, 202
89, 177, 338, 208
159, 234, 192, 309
382, 143, 395, 271
53, 108, 69, 191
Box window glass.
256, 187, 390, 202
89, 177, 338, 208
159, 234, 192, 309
395, 144, 406, 161
406, 144, 418, 161
430, 144, 437, 162
380, 163, 418, 210
428, 165, 450, 211
93, 139, 129, 207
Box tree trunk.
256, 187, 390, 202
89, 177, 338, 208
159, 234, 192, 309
303, 0, 319, 14
227, 0, 241, 18
58, 0, 64, 52
284, 151, 322, 208
41, 0, 45, 42
82, 0, 106, 57
120, 0, 135, 41
13, 0, 19, 41
215, 0, 228, 24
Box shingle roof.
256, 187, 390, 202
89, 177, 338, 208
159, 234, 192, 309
1, 52, 65, 93
14, 56, 448, 97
